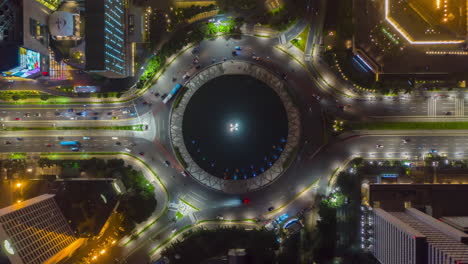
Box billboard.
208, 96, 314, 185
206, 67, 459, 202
2, 48, 41, 78
19, 47, 41, 71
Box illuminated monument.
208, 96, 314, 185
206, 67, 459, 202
0, 194, 84, 264
385, 0, 467, 44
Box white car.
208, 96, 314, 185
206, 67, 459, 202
112, 137, 119, 140
124, 148, 131, 152
375, 144, 384, 149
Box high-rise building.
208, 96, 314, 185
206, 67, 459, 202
0, 0, 53, 77
371, 207, 468, 264
85, 0, 130, 78
0, 194, 83, 264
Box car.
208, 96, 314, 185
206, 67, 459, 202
139, 152, 144, 156
195, 64, 201, 69
402, 139, 410, 143
154, 92, 160, 97
68, 108, 74, 112
124, 148, 131, 152
142, 101, 148, 105
4, 141, 11, 145
94, 112, 99, 115
46, 144, 53, 147
216, 215, 224, 220
24, 113, 31, 117
107, 112, 113, 115
232, 51, 237, 56
58, 137, 64, 140
55, 112, 60, 116
164, 160, 171, 167
112, 116, 119, 120
14, 117, 20, 121
112, 137, 119, 140
71, 147, 79, 151
430, 149, 438, 153
235, 46, 241, 50
268, 206, 275, 212
115, 141, 121, 146
181, 171, 188, 177
183, 74, 190, 79
375, 144, 384, 149
161, 93, 168, 99
35, 113, 41, 117
83, 137, 91, 140
92, 117, 98, 120
16, 137, 23, 141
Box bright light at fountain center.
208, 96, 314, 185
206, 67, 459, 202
229, 123, 239, 133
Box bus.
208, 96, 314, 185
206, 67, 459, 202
60, 141, 80, 146
162, 83, 182, 104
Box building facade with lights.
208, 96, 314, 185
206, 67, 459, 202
85, 0, 132, 78
0, 0, 54, 78
371, 207, 468, 264
0, 194, 83, 264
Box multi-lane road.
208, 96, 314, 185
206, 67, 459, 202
1, 14, 467, 263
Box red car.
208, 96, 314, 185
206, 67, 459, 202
14, 117, 20, 120
46, 144, 53, 147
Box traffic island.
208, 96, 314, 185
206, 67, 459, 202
169, 61, 302, 193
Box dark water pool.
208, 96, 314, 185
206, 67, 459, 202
182, 75, 288, 180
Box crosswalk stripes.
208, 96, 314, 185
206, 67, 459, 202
455, 98, 465, 116
428, 97, 437, 116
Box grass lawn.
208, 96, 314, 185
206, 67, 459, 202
351, 122, 468, 130
290, 25, 309, 52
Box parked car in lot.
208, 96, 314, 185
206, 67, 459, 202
164, 160, 171, 167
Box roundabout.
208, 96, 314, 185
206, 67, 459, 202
0, 20, 457, 263
170, 61, 302, 193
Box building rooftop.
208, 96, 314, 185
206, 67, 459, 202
369, 184, 468, 218
0, 194, 77, 264
390, 209, 468, 263
441, 216, 468, 232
